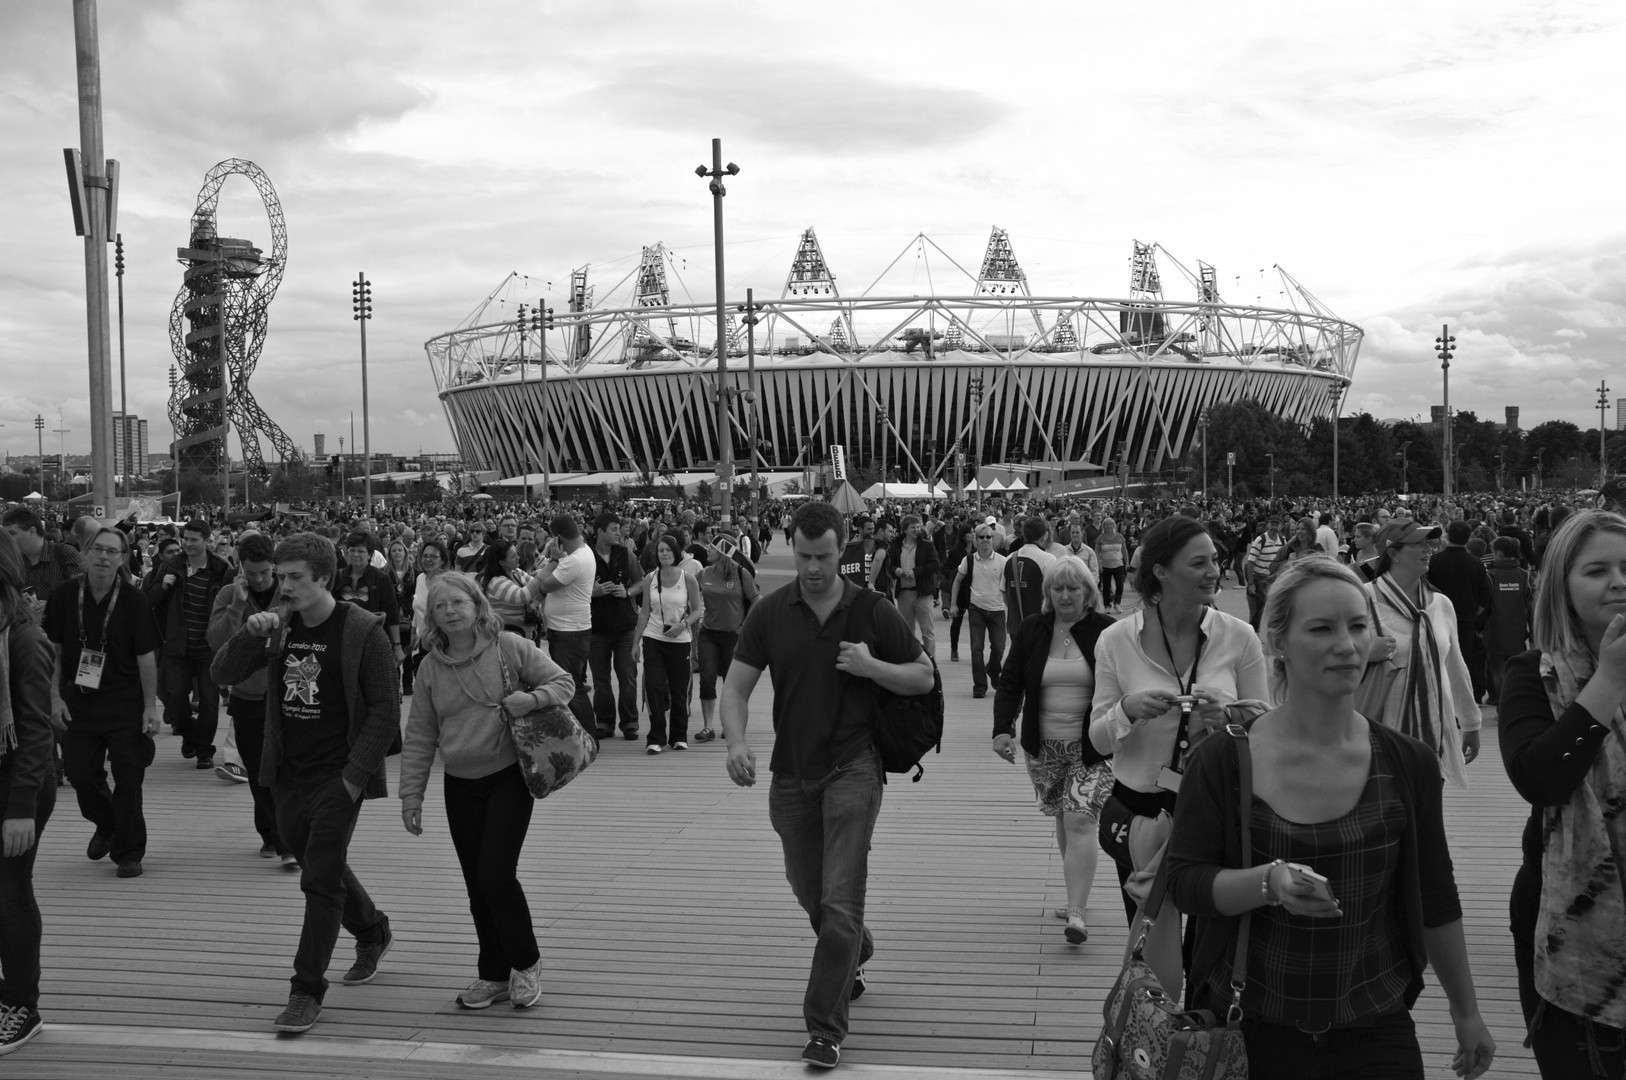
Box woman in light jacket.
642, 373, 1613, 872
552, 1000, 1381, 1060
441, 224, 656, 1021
1362, 520, 1481, 789
400, 573, 574, 1012
1089, 515, 1269, 995
636, 533, 702, 754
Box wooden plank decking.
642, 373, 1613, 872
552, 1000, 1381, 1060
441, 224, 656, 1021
16, 557, 1540, 1078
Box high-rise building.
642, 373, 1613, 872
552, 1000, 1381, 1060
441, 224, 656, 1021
112, 412, 149, 478
1506, 406, 1520, 430
1616, 399, 1626, 431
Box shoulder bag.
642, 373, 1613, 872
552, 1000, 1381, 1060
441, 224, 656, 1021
1352, 594, 1400, 723
495, 636, 598, 798
1093, 725, 1255, 1080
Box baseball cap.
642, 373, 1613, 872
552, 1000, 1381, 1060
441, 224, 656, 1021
1374, 520, 1442, 550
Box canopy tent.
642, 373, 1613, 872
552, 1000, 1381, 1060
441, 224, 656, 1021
858, 482, 943, 500
22, 491, 44, 502
982, 478, 1006, 492
1001, 477, 1029, 491
828, 482, 867, 514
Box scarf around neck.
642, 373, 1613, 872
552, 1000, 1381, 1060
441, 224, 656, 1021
1372, 573, 1444, 757
0, 625, 14, 754
1537, 648, 1626, 1028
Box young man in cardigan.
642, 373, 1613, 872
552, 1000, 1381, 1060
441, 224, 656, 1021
211, 533, 399, 1035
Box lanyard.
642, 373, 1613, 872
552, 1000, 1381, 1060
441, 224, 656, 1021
1155, 607, 1205, 769
78, 576, 121, 652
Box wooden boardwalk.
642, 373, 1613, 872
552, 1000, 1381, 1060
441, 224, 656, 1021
16, 559, 1540, 1078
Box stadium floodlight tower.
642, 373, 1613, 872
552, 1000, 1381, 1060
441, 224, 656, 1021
168, 159, 298, 506
768, 227, 855, 356
947, 226, 1045, 349
625, 244, 681, 367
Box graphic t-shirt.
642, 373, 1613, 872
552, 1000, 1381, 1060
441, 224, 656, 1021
279, 611, 350, 783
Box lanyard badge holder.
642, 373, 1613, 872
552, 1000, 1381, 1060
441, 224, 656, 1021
75, 577, 121, 692
1155, 612, 1204, 795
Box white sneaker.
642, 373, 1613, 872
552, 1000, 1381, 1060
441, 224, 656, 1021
672, 741, 688, 750
456, 978, 510, 1010
646, 744, 662, 755
510, 959, 544, 1009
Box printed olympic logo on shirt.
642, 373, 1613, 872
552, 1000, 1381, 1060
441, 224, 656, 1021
284, 653, 324, 706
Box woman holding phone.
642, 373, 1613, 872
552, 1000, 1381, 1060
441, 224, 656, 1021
635, 533, 701, 754
1165, 556, 1493, 1080
1502, 509, 1626, 1077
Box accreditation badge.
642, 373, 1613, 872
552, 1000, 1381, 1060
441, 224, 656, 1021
75, 648, 107, 690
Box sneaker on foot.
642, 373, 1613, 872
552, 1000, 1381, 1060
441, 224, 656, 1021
280, 853, 300, 870
272, 991, 321, 1033
802, 1035, 841, 1069
216, 761, 249, 783
950, 650, 960, 662
645, 744, 662, 755
621, 729, 639, 741
0, 1005, 44, 1057
671, 741, 688, 750
455, 978, 510, 1010
116, 860, 143, 878
86, 828, 113, 861
850, 965, 867, 1001
181, 742, 196, 759
510, 958, 544, 1009
972, 687, 987, 699
195, 755, 215, 770
1064, 909, 1088, 945
342, 924, 393, 985
259, 843, 278, 859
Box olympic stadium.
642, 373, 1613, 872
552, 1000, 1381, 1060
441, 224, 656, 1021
423, 229, 1361, 494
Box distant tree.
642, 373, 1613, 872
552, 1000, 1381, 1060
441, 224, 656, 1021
1527, 420, 1585, 476
0, 474, 31, 502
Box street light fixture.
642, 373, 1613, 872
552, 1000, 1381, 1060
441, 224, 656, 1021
696, 140, 740, 524
114, 232, 128, 501
528, 303, 555, 500
1435, 325, 1456, 501
1598, 380, 1613, 487
1266, 452, 1275, 502
969, 375, 985, 507
1397, 440, 1412, 495
736, 289, 764, 497
352, 272, 373, 515
1329, 381, 1345, 502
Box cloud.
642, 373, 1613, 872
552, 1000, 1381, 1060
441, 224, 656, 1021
585, 58, 1012, 154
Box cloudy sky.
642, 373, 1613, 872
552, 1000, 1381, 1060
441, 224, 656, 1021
2, 0, 1623, 464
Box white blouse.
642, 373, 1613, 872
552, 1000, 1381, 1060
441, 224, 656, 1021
1089, 606, 1269, 793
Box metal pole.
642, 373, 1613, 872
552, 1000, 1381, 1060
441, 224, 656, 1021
1200, 410, 1208, 497
1268, 453, 1275, 502
697, 139, 739, 524
518, 302, 528, 498
70, 0, 115, 519
743, 288, 760, 495
115, 232, 127, 502
1330, 383, 1343, 502
1436, 324, 1456, 502
541, 308, 550, 500
34, 416, 44, 496
1599, 381, 1611, 486
354, 272, 373, 516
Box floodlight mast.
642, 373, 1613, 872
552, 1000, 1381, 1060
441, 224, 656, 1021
696, 139, 740, 523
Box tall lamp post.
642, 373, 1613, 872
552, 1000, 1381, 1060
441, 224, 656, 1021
1329, 381, 1345, 503
528, 303, 555, 500
1435, 325, 1456, 501
352, 272, 373, 515
114, 232, 128, 501
33, 415, 44, 496
1267, 452, 1275, 502
969, 375, 985, 508
1598, 380, 1612, 487
737, 288, 763, 497
877, 406, 889, 498
1197, 407, 1209, 499
167, 366, 178, 502
696, 139, 740, 524
1398, 441, 1412, 495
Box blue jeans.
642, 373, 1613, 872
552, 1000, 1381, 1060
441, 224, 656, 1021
968, 606, 1006, 693
545, 629, 594, 731
589, 627, 639, 735
768, 746, 883, 1044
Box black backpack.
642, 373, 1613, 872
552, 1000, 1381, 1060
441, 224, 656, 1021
1003, 553, 1047, 624
844, 589, 945, 783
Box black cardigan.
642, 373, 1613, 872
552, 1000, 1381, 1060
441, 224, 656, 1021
1164, 719, 1462, 1014
1, 622, 58, 821
1499, 649, 1615, 872
992, 609, 1116, 759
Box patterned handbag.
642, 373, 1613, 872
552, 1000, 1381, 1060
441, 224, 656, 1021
1093, 726, 1256, 1080
495, 637, 598, 799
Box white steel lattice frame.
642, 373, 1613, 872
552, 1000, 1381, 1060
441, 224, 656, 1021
426, 292, 1360, 482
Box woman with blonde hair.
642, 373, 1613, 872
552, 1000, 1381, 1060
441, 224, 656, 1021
1165, 556, 1493, 1079
1502, 509, 1626, 1076
399, 573, 575, 1011
0, 530, 57, 1054
993, 556, 1115, 944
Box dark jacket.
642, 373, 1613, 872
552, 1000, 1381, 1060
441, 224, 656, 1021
891, 536, 942, 596
1426, 545, 1492, 638
207, 581, 277, 700
143, 553, 233, 656
1165, 720, 1462, 1014
210, 601, 400, 798
2, 621, 57, 821
993, 609, 1116, 759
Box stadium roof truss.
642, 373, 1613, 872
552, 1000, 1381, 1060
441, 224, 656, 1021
425, 234, 1361, 482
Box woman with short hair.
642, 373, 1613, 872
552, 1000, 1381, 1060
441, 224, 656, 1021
1165, 556, 1494, 1079
399, 573, 574, 1011
993, 556, 1115, 944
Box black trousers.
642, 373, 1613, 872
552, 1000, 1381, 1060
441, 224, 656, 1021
444, 763, 539, 981
228, 697, 284, 853
0, 776, 54, 1013
63, 715, 148, 864
272, 777, 388, 1001
642, 637, 691, 747
162, 650, 220, 756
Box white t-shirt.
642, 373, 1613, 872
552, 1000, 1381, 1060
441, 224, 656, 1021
544, 544, 595, 632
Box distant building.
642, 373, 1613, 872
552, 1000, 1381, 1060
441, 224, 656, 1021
1506, 406, 1520, 431
112, 412, 149, 478
1616, 400, 1626, 431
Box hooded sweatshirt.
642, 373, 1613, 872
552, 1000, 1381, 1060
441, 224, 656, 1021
398, 630, 575, 810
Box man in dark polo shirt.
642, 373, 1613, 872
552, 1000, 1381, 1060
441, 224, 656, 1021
43, 526, 162, 878
143, 519, 231, 767
722, 501, 932, 1070
334, 531, 404, 668
588, 512, 643, 741
1, 507, 81, 619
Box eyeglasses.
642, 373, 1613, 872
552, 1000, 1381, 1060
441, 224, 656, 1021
975, 534, 993, 540
88, 544, 125, 558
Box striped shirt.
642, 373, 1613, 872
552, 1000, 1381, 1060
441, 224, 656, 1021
1246, 534, 1285, 583
182, 568, 213, 652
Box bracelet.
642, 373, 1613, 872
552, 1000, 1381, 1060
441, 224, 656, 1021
1261, 859, 1284, 907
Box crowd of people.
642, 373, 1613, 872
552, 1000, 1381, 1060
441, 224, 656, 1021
0, 484, 1619, 1076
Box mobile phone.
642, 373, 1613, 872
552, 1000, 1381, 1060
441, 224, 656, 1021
1287, 863, 1336, 903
